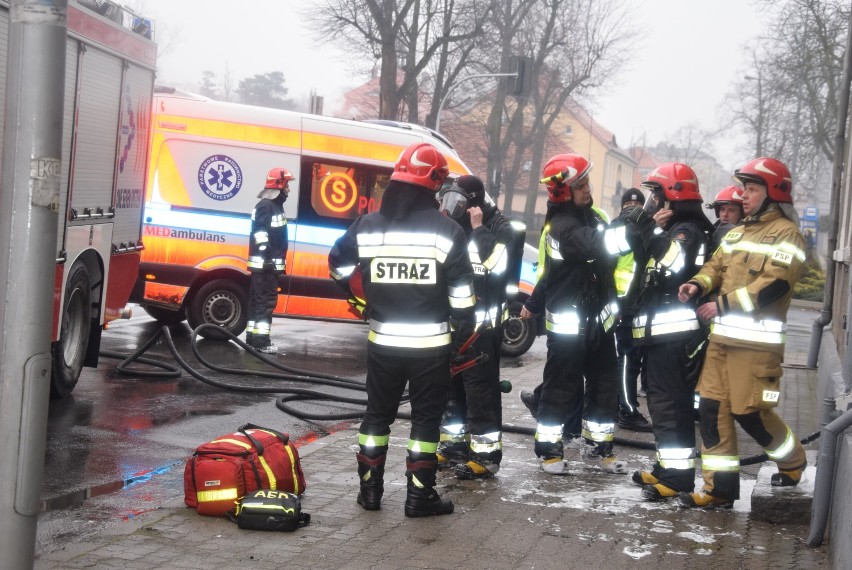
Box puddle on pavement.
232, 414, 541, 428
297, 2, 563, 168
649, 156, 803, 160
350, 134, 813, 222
40, 460, 183, 513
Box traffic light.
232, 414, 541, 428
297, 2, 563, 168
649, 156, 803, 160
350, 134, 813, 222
507, 55, 532, 98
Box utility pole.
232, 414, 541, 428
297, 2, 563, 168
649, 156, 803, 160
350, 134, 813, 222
0, 1, 67, 567
435, 54, 531, 133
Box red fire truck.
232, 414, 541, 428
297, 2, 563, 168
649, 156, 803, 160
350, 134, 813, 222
0, 1, 156, 397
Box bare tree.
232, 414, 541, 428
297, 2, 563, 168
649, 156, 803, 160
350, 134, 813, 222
726, 0, 849, 204
310, 0, 491, 121
222, 62, 235, 102
199, 70, 218, 99
505, 0, 633, 220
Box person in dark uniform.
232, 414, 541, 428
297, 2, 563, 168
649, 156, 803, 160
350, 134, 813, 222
437, 174, 516, 479
520, 153, 651, 476
613, 188, 652, 432
329, 142, 476, 517
629, 163, 714, 502
705, 185, 744, 253
246, 168, 293, 354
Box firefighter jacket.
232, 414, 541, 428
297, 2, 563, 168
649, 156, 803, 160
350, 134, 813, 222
467, 205, 515, 328
609, 215, 648, 315
688, 205, 806, 355
632, 217, 710, 345
525, 201, 630, 336
248, 198, 288, 274
328, 183, 476, 357
710, 221, 735, 257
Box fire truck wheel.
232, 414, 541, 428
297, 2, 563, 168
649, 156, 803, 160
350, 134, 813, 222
187, 279, 248, 340
501, 300, 536, 357
51, 264, 92, 399
143, 304, 187, 326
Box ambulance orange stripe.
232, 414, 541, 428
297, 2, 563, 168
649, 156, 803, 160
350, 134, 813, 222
152, 114, 468, 174
283, 297, 360, 321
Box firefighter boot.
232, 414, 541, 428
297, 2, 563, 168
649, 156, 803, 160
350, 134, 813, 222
356, 453, 386, 511
455, 456, 500, 480
642, 483, 680, 502
581, 442, 628, 474
436, 441, 468, 470
771, 462, 807, 487
404, 459, 454, 517
539, 456, 569, 475
249, 334, 279, 354
632, 470, 659, 487
678, 491, 734, 509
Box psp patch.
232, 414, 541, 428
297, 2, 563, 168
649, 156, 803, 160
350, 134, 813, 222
198, 154, 243, 201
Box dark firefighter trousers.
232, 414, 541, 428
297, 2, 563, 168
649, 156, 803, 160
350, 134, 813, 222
445, 327, 503, 463
247, 271, 279, 342
643, 340, 698, 492
615, 320, 643, 415
536, 330, 619, 459
360, 348, 451, 465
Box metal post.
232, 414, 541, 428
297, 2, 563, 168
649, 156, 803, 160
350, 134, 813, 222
0, 1, 67, 566
806, 3, 852, 369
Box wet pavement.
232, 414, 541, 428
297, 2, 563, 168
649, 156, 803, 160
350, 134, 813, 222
34, 304, 832, 568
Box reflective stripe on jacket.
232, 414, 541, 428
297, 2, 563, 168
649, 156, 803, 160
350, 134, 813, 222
632, 218, 709, 344
690, 206, 805, 352
328, 187, 475, 355
248, 199, 288, 273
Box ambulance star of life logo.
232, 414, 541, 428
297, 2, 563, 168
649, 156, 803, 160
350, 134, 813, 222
198, 155, 243, 201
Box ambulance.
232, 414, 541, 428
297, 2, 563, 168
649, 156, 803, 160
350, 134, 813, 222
131, 89, 539, 355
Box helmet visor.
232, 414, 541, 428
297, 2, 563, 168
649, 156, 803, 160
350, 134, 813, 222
440, 189, 468, 221
642, 186, 665, 216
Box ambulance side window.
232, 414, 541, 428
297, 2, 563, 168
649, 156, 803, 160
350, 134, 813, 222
300, 160, 391, 228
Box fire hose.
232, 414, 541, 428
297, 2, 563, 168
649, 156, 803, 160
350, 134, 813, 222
101, 323, 819, 463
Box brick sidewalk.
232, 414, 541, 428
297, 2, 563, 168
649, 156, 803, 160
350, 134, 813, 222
35, 306, 831, 569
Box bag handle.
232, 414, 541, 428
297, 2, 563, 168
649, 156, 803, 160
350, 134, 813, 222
237, 423, 291, 454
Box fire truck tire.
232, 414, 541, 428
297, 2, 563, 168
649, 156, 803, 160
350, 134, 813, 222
501, 300, 536, 357
187, 279, 248, 340
143, 304, 187, 326
51, 263, 92, 399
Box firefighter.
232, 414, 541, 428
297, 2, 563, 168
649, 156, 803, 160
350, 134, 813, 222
246, 168, 293, 354
678, 157, 808, 509
519, 153, 651, 475
328, 142, 476, 517
705, 185, 745, 253
437, 174, 515, 479
629, 163, 715, 501
519, 203, 616, 448
614, 188, 652, 432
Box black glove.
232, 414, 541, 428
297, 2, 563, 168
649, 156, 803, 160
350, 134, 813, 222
618, 207, 653, 250
451, 319, 476, 356
619, 205, 651, 226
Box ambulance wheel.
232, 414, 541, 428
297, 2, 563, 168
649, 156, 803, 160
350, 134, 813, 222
51, 264, 92, 399
143, 304, 187, 326
187, 279, 247, 340
501, 300, 536, 357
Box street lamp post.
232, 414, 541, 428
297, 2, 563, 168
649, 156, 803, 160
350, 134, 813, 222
744, 74, 765, 156
434, 72, 518, 133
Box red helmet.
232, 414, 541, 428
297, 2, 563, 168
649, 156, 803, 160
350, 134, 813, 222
539, 154, 593, 203
264, 167, 295, 190
733, 157, 792, 203
641, 163, 701, 202
705, 185, 744, 217
390, 142, 450, 192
